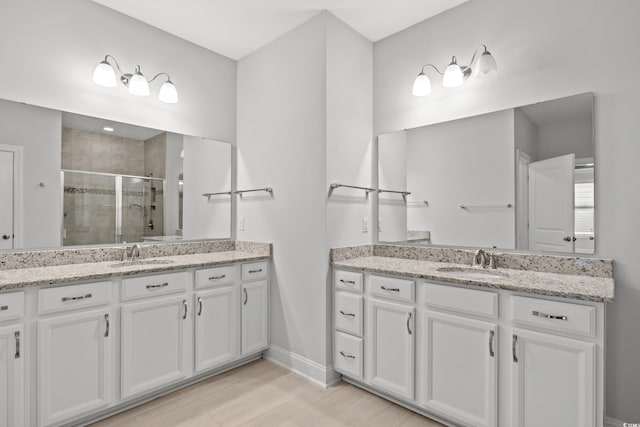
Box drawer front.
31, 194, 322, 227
335, 292, 363, 336
335, 270, 363, 293
39, 281, 111, 315
241, 262, 267, 282
334, 331, 363, 380
195, 265, 238, 289
370, 275, 414, 302
423, 282, 498, 318
121, 272, 188, 301
0, 292, 25, 321
510, 296, 596, 337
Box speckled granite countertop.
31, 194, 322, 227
0, 244, 271, 291
332, 249, 614, 303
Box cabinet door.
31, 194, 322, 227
121, 296, 190, 399
195, 286, 240, 372
241, 280, 268, 355
422, 311, 497, 427
511, 327, 596, 427
38, 309, 111, 426
0, 324, 23, 427
367, 298, 415, 400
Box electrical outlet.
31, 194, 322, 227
362, 217, 369, 233
238, 216, 245, 231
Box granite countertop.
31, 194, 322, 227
0, 250, 270, 291
333, 255, 614, 303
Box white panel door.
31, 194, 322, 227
511, 328, 596, 427
0, 324, 23, 427
241, 280, 268, 355
195, 286, 240, 372
367, 298, 415, 400
422, 311, 497, 427
38, 309, 111, 426
121, 296, 190, 399
528, 154, 575, 252
0, 151, 14, 250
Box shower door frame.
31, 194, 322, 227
60, 170, 166, 245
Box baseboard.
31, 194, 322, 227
264, 344, 341, 388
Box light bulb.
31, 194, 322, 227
159, 80, 178, 103
93, 60, 117, 87
476, 51, 498, 77
443, 57, 464, 88
128, 67, 150, 96
412, 72, 432, 96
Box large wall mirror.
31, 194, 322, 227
377, 93, 595, 254
0, 98, 231, 251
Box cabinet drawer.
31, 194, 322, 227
0, 291, 24, 321
370, 275, 414, 302
423, 282, 498, 318
121, 272, 188, 301
334, 331, 363, 380
335, 292, 363, 336
195, 265, 237, 289
39, 281, 111, 315
241, 262, 267, 281
335, 270, 363, 293
510, 296, 596, 337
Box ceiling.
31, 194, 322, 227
519, 93, 593, 127
63, 112, 163, 140
92, 0, 469, 60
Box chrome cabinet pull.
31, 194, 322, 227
489, 330, 495, 357
243, 288, 248, 305
248, 269, 263, 274
208, 274, 226, 280
14, 331, 20, 359
406, 312, 412, 335
61, 293, 92, 302
532, 310, 568, 321
339, 310, 356, 317
339, 351, 355, 359
198, 297, 203, 316
182, 300, 188, 320
512, 334, 518, 363
104, 314, 110, 338
0, 305, 8, 311
339, 279, 356, 285
146, 282, 169, 290
381, 286, 400, 292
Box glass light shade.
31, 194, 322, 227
128, 71, 150, 96
93, 61, 117, 87
159, 80, 178, 103
412, 72, 432, 96
443, 60, 464, 88
475, 51, 498, 77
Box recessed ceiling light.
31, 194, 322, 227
103, 126, 115, 132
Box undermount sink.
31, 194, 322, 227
110, 259, 174, 268
437, 266, 507, 280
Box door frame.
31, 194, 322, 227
0, 144, 24, 249
515, 150, 531, 250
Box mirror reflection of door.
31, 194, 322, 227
0, 149, 15, 249
528, 154, 575, 253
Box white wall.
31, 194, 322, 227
373, 0, 640, 420
378, 130, 408, 242
536, 115, 593, 161
182, 137, 231, 240
0, 100, 61, 249
406, 110, 515, 248
164, 132, 183, 235
514, 108, 538, 161
0, 0, 236, 142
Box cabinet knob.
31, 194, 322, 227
563, 236, 572, 242
2, 234, 10, 240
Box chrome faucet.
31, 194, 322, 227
130, 244, 141, 261
472, 249, 487, 268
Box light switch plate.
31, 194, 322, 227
362, 217, 369, 233
238, 216, 245, 231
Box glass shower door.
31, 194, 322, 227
121, 176, 164, 243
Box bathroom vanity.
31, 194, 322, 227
0, 240, 271, 427
331, 244, 613, 427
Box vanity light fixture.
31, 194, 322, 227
92, 54, 178, 104
412, 45, 497, 96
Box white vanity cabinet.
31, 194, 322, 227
0, 292, 25, 427
37, 282, 112, 427
241, 264, 269, 355
120, 272, 190, 400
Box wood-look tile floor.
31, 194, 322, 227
89, 359, 445, 427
